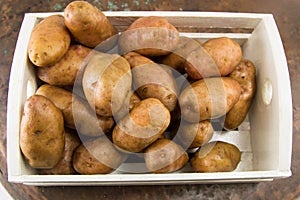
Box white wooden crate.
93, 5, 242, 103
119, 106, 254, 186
7, 11, 292, 185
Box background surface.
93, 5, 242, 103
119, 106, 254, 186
1, 0, 299, 199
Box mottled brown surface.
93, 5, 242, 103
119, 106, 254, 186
1, 0, 299, 199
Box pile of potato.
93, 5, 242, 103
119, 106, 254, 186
20, 1, 256, 175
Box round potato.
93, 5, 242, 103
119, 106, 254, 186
37, 44, 92, 86
82, 52, 132, 117
124, 52, 178, 111
190, 141, 241, 172
112, 98, 171, 153
119, 16, 179, 56
39, 128, 81, 175
20, 95, 64, 169
73, 137, 124, 174
36, 84, 114, 137
144, 138, 188, 173
28, 15, 71, 67
64, 1, 116, 48
225, 59, 256, 130
185, 37, 242, 79
179, 77, 241, 122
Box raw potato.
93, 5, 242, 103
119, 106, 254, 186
190, 141, 241, 172
119, 16, 179, 56
82, 52, 132, 117
124, 52, 178, 111
144, 138, 189, 173
37, 44, 92, 86
179, 77, 241, 122
112, 98, 171, 153
20, 95, 64, 169
39, 128, 81, 175
28, 15, 71, 67
114, 91, 141, 121
64, 1, 116, 48
225, 59, 256, 130
185, 37, 242, 79
36, 84, 114, 137
73, 137, 124, 174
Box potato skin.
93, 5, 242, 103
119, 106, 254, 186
37, 44, 92, 86
124, 52, 178, 111
179, 77, 241, 122
73, 137, 124, 174
28, 15, 71, 67
119, 16, 179, 56
36, 84, 114, 137
112, 98, 171, 153
190, 141, 241, 172
185, 37, 242, 79
64, 1, 116, 48
114, 92, 141, 121
82, 52, 132, 117
225, 59, 256, 130
20, 95, 65, 169
144, 138, 188, 173
39, 128, 81, 175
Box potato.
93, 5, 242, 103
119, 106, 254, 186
37, 44, 92, 86
82, 52, 132, 117
64, 1, 116, 48
119, 16, 179, 56
224, 59, 256, 130
39, 128, 81, 175
28, 15, 71, 67
179, 77, 241, 122
36, 84, 114, 137
176, 120, 214, 149
20, 95, 64, 169
112, 98, 170, 153
190, 141, 241, 172
124, 52, 178, 111
185, 37, 242, 79
73, 137, 124, 174
144, 138, 188, 173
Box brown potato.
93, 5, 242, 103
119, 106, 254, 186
124, 52, 178, 111
82, 52, 132, 117
73, 137, 124, 174
36, 84, 114, 137
37, 44, 92, 86
39, 128, 81, 175
64, 1, 116, 48
225, 59, 256, 130
112, 98, 170, 153
190, 141, 241, 172
179, 77, 241, 122
28, 15, 71, 67
185, 37, 242, 79
144, 138, 188, 173
119, 16, 179, 56
114, 91, 141, 121
20, 95, 64, 169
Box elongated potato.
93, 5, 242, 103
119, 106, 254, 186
124, 52, 178, 111
37, 44, 92, 86
144, 138, 188, 173
39, 128, 81, 175
112, 98, 170, 153
64, 1, 116, 48
82, 52, 132, 117
179, 77, 241, 122
119, 16, 179, 56
36, 84, 114, 137
224, 59, 256, 129
28, 15, 71, 67
190, 141, 241, 172
20, 95, 64, 169
73, 137, 124, 174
